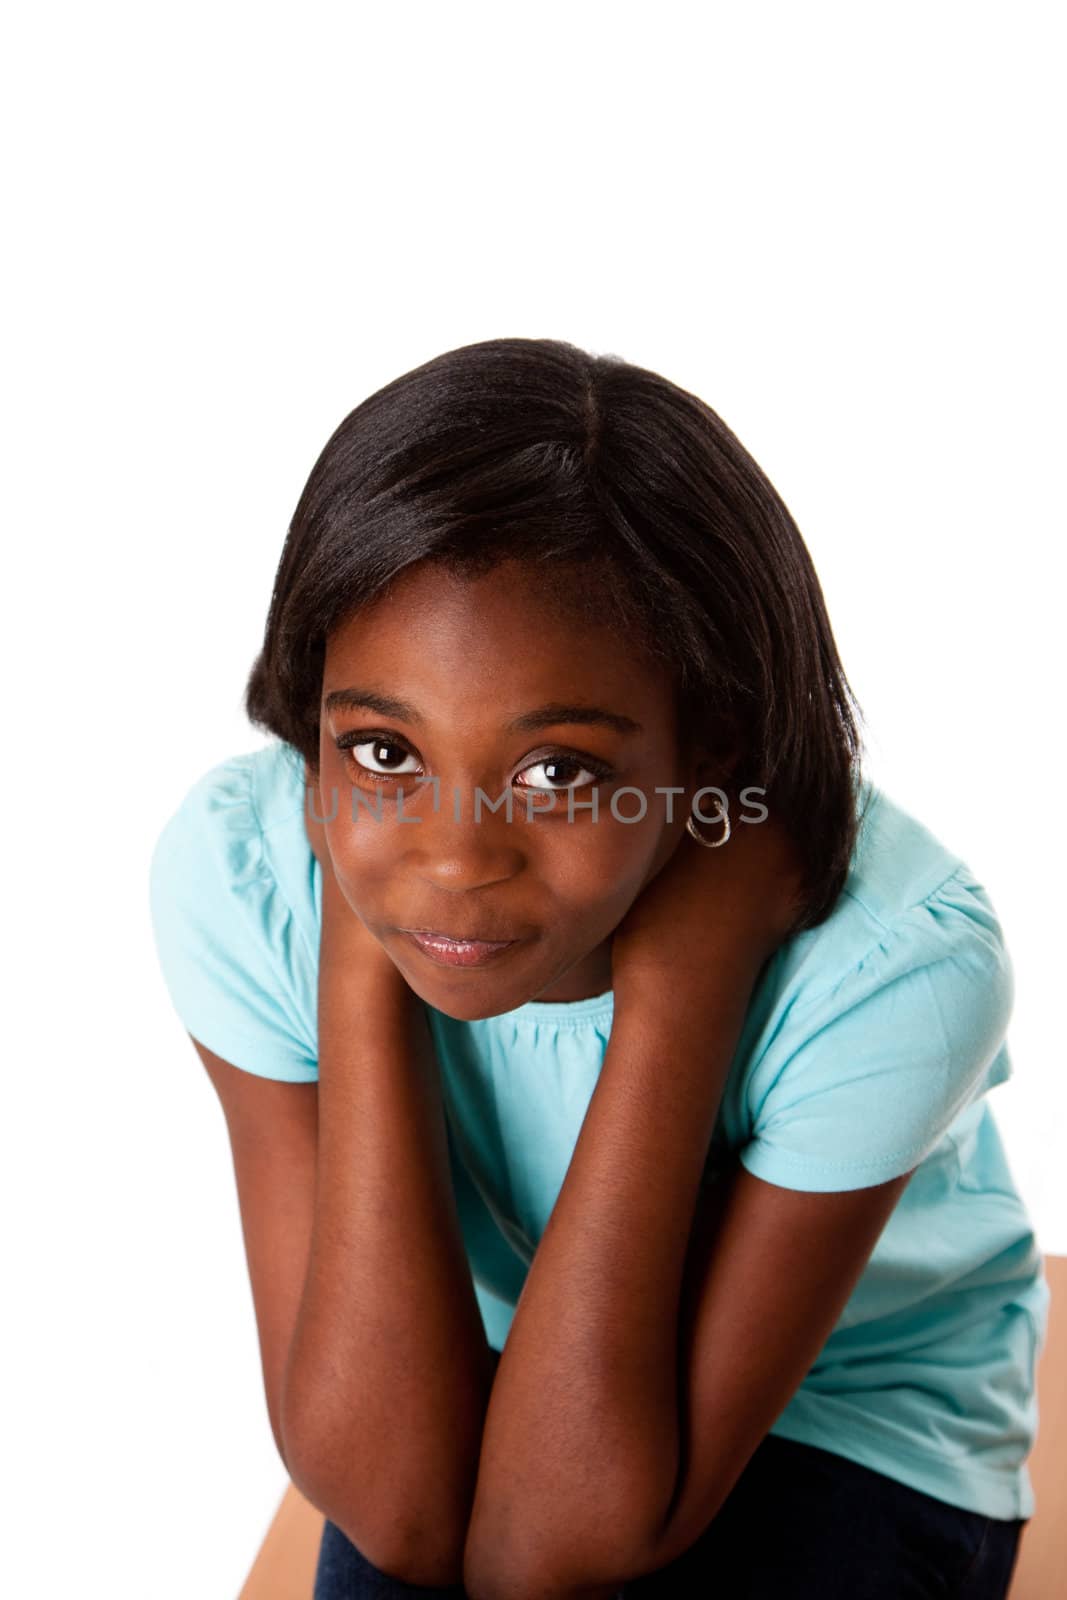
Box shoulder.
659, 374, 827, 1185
149, 740, 313, 907
149, 746, 259, 893
736, 784, 1015, 1190
148, 741, 319, 1081
151, 738, 307, 865
780, 780, 1012, 1005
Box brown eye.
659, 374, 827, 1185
347, 738, 421, 777
515, 755, 603, 792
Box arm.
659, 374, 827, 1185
464, 793, 908, 1598
465, 958, 913, 1599
192, 1037, 318, 1472
463, 930, 766, 1598
627, 1151, 913, 1574
279, 800, 497, 1585
198, 996, 496, 1587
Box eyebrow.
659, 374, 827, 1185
322, 686, 642, 736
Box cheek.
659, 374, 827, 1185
326, 827, 393, 913
325, 784, 401, 867
540, 809, 666, 917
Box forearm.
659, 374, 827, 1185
283, 974, 495, 1581
465, 940, 767, 1595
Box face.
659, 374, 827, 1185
316, 557, 712, 1021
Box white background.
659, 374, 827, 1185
4, 3, 1063, 1595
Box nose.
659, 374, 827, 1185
397, 783, 527, 893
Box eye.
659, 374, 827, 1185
515, 753, 612, 792
338, 734, 423, 780
332, 732, 613, 795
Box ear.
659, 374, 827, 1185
689, 741, 741, 791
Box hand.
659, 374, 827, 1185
610, 783, 807, 1018
303, 764, 414, 1012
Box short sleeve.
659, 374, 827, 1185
739, 867, 1015, 1192
148, 757, 319, 1082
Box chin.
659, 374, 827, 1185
433, 996, 517, 1023
402, 968, 532, 1024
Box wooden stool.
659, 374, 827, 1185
1009, 1254, 1067, 1596
238, 1474, 323, 1599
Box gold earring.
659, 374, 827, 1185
686, 803, 731, 849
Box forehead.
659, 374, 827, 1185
323, 557, 677, 731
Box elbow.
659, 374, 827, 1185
287, 1430, 470, 1586
465, 1552, 547, 1600
463, 1494, 644, 1600
463, 1548, 541, 1600
465, 1550, 623, 1600
463, 1486, 553, 1600
463, 1490, 708, 1599
282, 1390, 471, 1585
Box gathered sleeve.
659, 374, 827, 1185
147, 757, 319, 1082
738, 866, 1015, 1192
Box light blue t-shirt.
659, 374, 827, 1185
148, 738, 1050, 1522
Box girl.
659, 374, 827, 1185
148, 338, 1048, 1599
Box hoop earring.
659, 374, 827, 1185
686, 805, 731, 849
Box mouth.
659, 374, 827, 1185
398, 928, 524, 969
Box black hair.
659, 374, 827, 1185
246, 336, 871, 932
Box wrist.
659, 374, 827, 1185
612, 928, 771, 1038
318, 906, 426, 1054
318, 974, 437, 1097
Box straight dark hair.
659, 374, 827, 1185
246, 337, 871, 933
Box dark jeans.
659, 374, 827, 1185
312, 1433, 1026, 1598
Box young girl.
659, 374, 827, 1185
148, 338, 1047, 1599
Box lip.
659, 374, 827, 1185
399, 928, 523, 968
